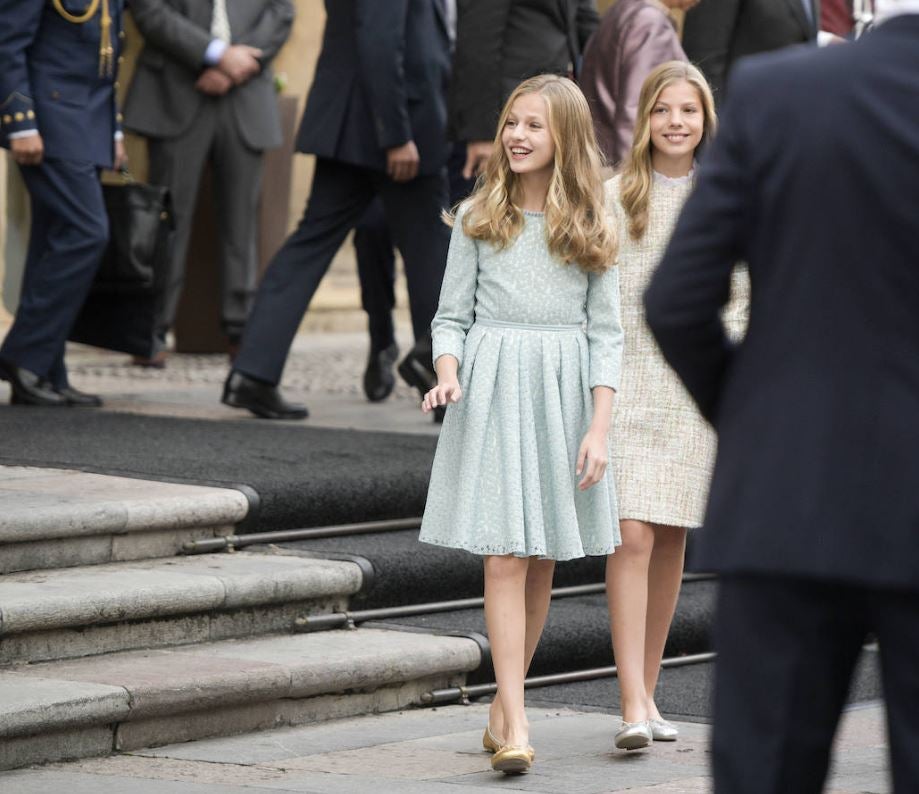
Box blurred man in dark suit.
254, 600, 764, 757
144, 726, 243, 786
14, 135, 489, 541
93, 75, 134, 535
451, 0, 600, 178
0, 0, 126, 407
681, 0, 819, 103
222, 0, 452, 420
646, 4, 919, 791
125, 0, 294, 366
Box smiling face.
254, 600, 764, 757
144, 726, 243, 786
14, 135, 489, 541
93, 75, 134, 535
649, 79, 705, 173
501, 92, 557, 180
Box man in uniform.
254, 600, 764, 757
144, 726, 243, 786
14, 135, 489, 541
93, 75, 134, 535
0, 0, 126, 406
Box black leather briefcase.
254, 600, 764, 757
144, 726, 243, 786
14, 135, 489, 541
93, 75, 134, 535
69, 177, 173, 357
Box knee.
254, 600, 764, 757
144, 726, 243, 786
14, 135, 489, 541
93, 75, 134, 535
82, 215, 110, 258
485, 554, 529, 581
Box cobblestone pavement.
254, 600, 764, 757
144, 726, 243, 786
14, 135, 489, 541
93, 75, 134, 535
0, 325, 438, 435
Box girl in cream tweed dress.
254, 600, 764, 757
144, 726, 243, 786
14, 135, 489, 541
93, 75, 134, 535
605, 62, 746, 753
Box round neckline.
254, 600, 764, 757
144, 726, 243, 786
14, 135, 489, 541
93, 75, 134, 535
652, 167, 695, 187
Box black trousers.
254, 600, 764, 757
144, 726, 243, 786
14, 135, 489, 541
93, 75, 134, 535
1, 159, 108, 389
353, 142, 474, 353
713, 575, 919, 793
234, 157, 450, 385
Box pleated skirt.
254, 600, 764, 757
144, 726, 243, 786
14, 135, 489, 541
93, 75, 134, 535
419, 319, 621, 561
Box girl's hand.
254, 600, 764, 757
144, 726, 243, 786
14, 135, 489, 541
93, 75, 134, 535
576, 428, 608, 491
422, 380, 462, 413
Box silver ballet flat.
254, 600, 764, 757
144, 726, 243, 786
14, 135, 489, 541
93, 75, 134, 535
649, 718, 679, 741
614, 720, 652, 750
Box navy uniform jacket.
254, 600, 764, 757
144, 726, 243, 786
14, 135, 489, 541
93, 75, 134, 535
296, 0, 451, 177
645, 16, 919, 591
0, 0, 124, 168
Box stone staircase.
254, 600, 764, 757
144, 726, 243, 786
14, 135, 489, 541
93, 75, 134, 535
0, 465, 481, 771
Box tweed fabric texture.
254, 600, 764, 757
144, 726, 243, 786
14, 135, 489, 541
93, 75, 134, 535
420, 206, 624, 560
608, 173, 720, 528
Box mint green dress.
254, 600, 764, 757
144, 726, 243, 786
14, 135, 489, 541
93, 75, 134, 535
419, 206, 624, 561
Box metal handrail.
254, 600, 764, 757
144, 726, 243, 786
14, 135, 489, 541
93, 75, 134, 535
295, 574, 715, 632
421, 651, 717, 705
183, 517, 423, 554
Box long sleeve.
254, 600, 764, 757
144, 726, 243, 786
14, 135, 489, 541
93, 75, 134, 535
586, 265, 624, 390
432, 210, 479, 367
0, 0, 43, 142
449, 0, 513, 142
612, 14, 686, 165
354, 0, 412, 151
644, 65, 753, 423
130, 0, 214, 70
236, 0, 295, 65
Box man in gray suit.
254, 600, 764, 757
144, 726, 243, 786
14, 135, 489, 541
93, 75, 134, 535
124, 0, 295, 365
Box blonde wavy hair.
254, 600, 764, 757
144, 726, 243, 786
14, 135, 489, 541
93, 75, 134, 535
453, 74, 616, 274
620, 61, 716, 241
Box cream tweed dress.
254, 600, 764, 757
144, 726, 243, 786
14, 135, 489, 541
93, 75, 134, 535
608, 172, 746, 529
419, 204, 624, 561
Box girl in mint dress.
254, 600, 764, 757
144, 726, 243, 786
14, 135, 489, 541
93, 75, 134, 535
418, 74, 622, 775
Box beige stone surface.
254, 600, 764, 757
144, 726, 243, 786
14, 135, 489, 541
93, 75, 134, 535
0, 553, 361, 635
0, 466, 249, 541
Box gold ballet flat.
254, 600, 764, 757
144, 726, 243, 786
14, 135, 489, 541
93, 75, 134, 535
491, 744, 533, 775
482, 724, 502, 753
483, 725, 536, 759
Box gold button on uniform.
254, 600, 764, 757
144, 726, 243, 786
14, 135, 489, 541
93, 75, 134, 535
26, 110, 35, 119
14, 112, 24, 122
2, 115, 11, 124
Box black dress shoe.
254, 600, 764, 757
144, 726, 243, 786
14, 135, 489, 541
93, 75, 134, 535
221, 370, 308, 420
363, 342, 399, 403
397, 338, 436, 398
0, 359, 67, 407
56, 386, 103, 407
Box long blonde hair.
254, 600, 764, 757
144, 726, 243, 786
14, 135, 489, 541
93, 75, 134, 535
455, 74, 616, 274
620, 61, 716, 241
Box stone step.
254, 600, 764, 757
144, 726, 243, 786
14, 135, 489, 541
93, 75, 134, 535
0, 627, 481, 771
0, 465, 250, 573
0, 552, 363, 665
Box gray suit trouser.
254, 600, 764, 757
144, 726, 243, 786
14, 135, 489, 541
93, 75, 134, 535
147, 96, 263, 348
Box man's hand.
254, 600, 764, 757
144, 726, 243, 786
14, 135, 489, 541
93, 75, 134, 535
114, 138, 128, 171
196, 67, 234, 96
462, 140, 493, 180
386, 140, 420, 182
217, 45, 263, 85
10, 133, 44, 166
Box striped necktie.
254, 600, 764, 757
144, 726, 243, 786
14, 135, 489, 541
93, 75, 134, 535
211, 0, 231, 43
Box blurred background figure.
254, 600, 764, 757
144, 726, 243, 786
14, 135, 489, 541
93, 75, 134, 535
222, 0, 452, 421
0, 0, 126, 408
681, 0, 819, 103
352, 0, 472, 405
450, 0, 601, 179
581, 0, 696, 169
124, 0, 295, 368
646, 2, 919, 791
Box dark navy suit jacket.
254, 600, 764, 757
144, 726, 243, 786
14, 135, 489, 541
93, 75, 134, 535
645, 16, 919, 591
0, 0, 124, 168
295, 0, 451, 176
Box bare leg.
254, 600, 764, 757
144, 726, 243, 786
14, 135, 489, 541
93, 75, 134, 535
606, 519, 654, 723
484, 554, 531, 748
644, 525, 688, 721
489, 558, 556, 739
